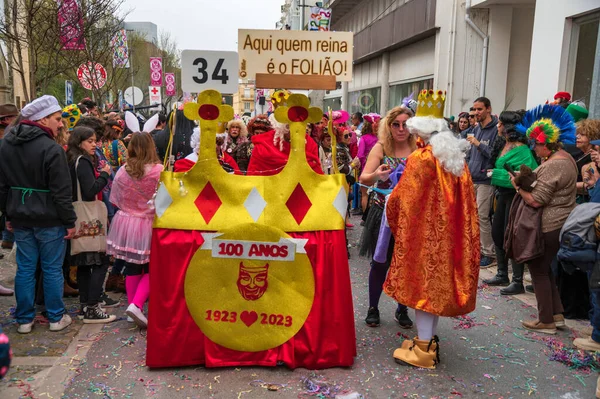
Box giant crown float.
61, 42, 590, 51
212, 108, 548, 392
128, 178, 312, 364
153, 90, 348, 232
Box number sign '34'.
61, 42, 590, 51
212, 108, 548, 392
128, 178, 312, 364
181, 50, 238, 94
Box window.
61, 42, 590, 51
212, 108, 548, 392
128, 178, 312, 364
389, 78, 434, 109
323, 97, 342, 112
349, 87, 381, 115
244, 88, 251, 98
567, 13, 599, 111
244, 101, 251, 111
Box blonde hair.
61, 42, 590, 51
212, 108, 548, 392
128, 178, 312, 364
577, 119, 600, 142
378, 106, 416, 155
125, 132, 160, 179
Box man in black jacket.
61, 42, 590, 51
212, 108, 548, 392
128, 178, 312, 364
0, 95, 76, 334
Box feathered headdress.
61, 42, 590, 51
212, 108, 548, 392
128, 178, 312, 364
363, 113, 381, 124
516, 104, 576, 145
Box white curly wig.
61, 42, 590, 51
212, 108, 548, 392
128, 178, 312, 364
407, 116, 470, 177
269, 113, 290, 151
185, 127, 201, 162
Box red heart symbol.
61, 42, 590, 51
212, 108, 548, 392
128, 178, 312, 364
240, 311, 258, 327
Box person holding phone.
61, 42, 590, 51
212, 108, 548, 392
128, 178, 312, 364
359, 106, 416, 329
483, 111, 537, 295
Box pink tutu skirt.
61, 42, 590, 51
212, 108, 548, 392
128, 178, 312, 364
107, 210, 154, 264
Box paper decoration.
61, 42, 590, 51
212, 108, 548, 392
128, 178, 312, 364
58, 0, 85, 50
165, 73, 176, 97
184, 223, 315, 352
150, 57, 163, 86
309, 7, 332, 31
77, 62, 107, 90
111, 29, 129, 68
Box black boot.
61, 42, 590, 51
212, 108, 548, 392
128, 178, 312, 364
483, 245, 509, 286
501, 261, 525, 295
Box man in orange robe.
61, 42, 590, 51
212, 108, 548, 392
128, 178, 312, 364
383, 114, 480, 369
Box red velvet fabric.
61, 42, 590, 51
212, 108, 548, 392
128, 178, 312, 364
247, 130, 323, 176
146, 228, 356, 369
173, 154, 241, 174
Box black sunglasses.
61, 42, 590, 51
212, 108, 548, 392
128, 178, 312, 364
468, 115, 475, 119
343, 133, 351, 139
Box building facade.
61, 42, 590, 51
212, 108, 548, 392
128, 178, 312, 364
314, 0, 599, 118
233, 81, 256, 118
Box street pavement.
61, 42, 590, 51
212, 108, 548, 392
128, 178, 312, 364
0, 216, 598, 398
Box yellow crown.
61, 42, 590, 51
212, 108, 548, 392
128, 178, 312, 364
153, 90, 348, 232
416, 90, 446, 119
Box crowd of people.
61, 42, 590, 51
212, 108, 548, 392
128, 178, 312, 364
0, 88, 598, 384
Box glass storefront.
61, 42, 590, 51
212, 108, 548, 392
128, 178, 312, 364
388, 78, 434, 109
323, 97, 342, 112
349, 87, 381, 115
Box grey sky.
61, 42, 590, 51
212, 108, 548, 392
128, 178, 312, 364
124, 0, 285, 52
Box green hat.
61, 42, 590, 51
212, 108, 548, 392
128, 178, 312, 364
566, 103, 588, 122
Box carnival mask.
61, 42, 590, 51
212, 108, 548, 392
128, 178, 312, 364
236, 262, 269, 301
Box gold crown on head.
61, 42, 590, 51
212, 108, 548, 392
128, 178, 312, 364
416, 90, 446, 119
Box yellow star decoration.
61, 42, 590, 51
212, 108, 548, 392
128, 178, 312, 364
274, 94, 322, 125
271, 89, 291, 109
184, 90, 234, 132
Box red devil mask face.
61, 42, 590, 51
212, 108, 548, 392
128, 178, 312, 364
237, 262, 269, 301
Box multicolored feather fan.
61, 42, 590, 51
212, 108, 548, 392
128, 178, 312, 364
516, 104, 576, 145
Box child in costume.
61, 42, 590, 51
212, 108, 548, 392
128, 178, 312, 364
383, 90, 480, 369
107, 113, 163, 328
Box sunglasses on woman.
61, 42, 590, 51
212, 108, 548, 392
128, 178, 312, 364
391, 122, 405, 129
343, 133, 351, 139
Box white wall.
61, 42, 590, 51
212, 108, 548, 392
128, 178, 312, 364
434, 0, 489, 115
505, 7, 534, 111
527, 0, 600, 107
389, 36, 435, 83
348, 57, 382, 91
485, 6, 513, 112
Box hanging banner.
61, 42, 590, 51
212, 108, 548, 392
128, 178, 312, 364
149, 86, 162, 110
57, 0, 86, 50
77, 62, 107, 90
165, 73, 176, 97
65, 80, 73, 105
111, 29, 130, 68
238, 29, 353, 82
308, 7, 332, 31
150, 57, 163, 87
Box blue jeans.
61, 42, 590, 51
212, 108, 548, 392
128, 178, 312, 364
2, 229, 13, 243
14, 226, 66, 323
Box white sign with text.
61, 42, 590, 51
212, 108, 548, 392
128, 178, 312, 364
237, 29, 353, 82
181, 50, 239, 94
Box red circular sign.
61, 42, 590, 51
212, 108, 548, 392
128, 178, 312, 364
77, 62, 107, 90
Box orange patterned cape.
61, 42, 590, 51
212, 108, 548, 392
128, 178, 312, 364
383, 145, 480, 317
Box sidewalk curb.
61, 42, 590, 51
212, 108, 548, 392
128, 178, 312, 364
1, 322, 105, 398
479, 266, 591, 335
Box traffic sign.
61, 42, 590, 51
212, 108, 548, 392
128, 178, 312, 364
181, 50, 238, 94
65, 80, 73, 105
124, 86, 143, 106
77, 62, 107, 90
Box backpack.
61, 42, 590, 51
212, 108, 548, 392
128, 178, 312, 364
557, 203, 600, 274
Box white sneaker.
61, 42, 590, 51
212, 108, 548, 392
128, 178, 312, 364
126, 304, 148, 328
17, 321, 34, 334
126, 316, 134, 323
49, 314, 72, 332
